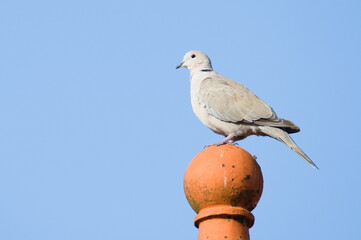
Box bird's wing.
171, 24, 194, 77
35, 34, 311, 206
198, 74, 299, 131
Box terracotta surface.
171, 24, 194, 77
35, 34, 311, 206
184, 145, 263, 240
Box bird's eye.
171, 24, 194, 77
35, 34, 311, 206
191, 54, 196, 58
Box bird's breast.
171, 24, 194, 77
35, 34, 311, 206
190, 76, 228, 136
190, 78, 209, 125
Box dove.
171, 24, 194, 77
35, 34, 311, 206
176, 50, 318, 169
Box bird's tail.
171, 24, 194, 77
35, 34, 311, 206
259, 127, 319, 169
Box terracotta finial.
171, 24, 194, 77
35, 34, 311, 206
184, 145, 263, 240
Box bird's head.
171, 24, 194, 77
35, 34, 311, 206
176, 50, 213, 71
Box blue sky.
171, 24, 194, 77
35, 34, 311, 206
0, 0, 360, 239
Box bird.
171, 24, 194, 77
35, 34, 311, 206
176, 50, 318, 169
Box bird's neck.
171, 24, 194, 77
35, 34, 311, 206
190, 67, 213, 77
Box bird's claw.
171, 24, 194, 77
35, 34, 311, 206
204, 143, 223, 148
204, 141, 238, 148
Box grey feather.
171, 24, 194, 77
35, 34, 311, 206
199, 74, 298, 132
259, 127, 318, 169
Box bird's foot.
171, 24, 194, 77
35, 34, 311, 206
204, 134, 237, 148
204, 141, 226, 148
204, 140, 238, 148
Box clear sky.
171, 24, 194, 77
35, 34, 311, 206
0, 0, 360, 239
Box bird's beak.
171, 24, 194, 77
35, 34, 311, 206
176, 61, 184, 69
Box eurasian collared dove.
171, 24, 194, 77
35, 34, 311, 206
177, 50, 318, 169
